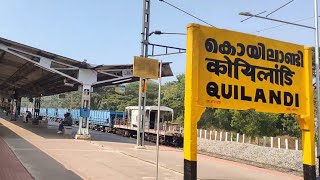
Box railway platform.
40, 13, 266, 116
0, 113, 304, 180
0, 132, 33, 180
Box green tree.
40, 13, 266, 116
213, 109, 233, 131
93, 81, 159, 111
198, 108, 216, 129
161, 74, 185, 123
230, 110, 278, 137
198, 108, 232, 131
279, 114, 301, 137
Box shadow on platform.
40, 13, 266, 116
0, 121, 82, 180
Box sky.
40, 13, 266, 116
0, 0, 316, 82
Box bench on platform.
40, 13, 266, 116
26, 116, 48, 128
63, 126, 72, 135
38, 120, 48, 128
28, 118, 39, 127
27, 119, 33, 125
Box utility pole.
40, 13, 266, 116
240, 4, 320, 177
314, 0, 320, 175
137, 0, 151, 147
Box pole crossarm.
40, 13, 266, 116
149, 31, 186, 36
148, 43, 186, 57
239, 13, 315, 30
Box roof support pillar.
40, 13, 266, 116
9, 98, 15, 120
15, 97, 21, 119
75, 84, 91, 140
34, 97, 41, 119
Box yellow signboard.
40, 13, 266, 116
133, 56, 159, 79
184, 24, 315, 179
189, 24, 312, 115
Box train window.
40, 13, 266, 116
163, 112, 172, 121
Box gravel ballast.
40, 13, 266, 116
198, 138, 318, 174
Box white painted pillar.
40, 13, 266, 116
200, 129, 202, 138
285, 138, 288, 150
242, 134, 245, 143
76, 84, 92, 138
204, 130, 207, 139
219, 132, 222, 141
271, 137, 274, 148
295, 139, 299, 150
263, 136, 267, 146
236, 133, 239, 142
278, 138, 281, 149
215, 131, 218, 140
210, 131, 212, 140
225, 132, 228, 141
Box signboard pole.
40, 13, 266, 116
184, 24, 205, 180
298, 49, 316, 179
137, 0, 151, 147
156, 60, 162, 180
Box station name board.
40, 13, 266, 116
187, 24, 312, 115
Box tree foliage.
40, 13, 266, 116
161, 74, 185, 123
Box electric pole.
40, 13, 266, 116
137, 0, 151, 147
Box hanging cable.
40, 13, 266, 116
159, 0, 214, 27
266, 0, 294, 17
241, 11, 267, 23
253, 16, 315, 33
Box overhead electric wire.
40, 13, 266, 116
159, 0, 214, 27
241, 11, 267, 23
253, 16, 315, 33
266, 0, 294, 17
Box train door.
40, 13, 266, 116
131, 109, 139, 128
149, 111, 156, 129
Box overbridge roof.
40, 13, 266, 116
0, 37, 173, 98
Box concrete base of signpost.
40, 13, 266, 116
135, 146, 146, 149
75, 134, 91, 140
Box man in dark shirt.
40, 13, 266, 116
25, 111, 32, 123
57, 113, 72, 134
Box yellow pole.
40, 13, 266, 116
184, 24, 205, 180
300, 47, 316, 180
301, 128, 316, 179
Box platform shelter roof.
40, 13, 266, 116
0, 37, 173, 98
